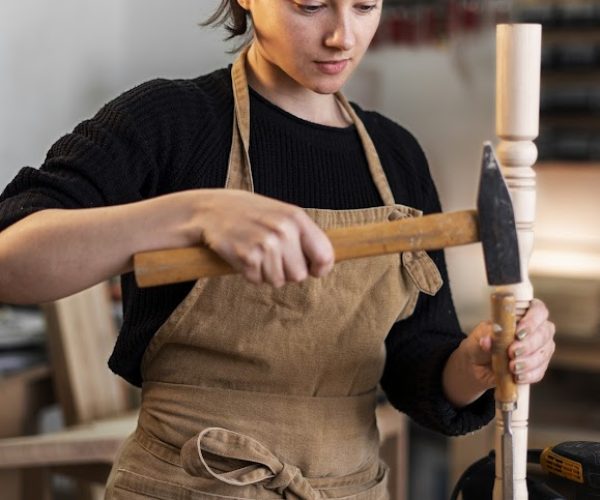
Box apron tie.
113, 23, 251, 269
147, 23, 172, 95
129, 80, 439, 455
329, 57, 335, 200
180, 427, 321, 499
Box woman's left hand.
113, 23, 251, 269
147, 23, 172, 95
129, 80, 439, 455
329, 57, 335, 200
443, 298, 556, 407
472, 298, 556, 386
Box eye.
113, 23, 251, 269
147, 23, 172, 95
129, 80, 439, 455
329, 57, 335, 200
355, 2, 378, 14
294, 2, 324, 14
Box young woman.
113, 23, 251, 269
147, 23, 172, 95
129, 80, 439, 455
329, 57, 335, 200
0, 1, 555, 498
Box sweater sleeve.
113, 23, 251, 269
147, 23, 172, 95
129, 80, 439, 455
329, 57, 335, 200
381, 252, 495, 436
0, 78, 198, 232
367, 112, 494, 435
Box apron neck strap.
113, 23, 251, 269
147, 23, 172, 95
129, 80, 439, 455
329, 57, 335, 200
226, 45, 396, 206
225, 45, 254, 192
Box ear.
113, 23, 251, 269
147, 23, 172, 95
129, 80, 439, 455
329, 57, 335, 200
236, 0, 250, 10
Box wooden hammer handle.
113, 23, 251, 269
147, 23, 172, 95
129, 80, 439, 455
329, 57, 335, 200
133, 209, 478, 288
491, 292, 518, 407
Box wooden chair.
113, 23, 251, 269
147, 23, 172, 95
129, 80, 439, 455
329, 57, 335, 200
42, 281, 135, 425
0, 282, 138, 499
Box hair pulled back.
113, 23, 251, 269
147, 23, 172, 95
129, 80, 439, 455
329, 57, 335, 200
203, 0, 253, 49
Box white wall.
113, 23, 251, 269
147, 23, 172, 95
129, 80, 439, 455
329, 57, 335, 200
0, 0, 231, 186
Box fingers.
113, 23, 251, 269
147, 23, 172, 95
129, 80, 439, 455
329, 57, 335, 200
296, 211, 334, 278
260, 233, 286, 288
507, 299, 556, 384
258, 208, 333, 285
237, 223, 307, 287
235, 244, 262, 285
466, 321, 494, 365
216, 227, 290, 287
509, 305, 555, 360
203, 192, 334, 287
510, 339, 556, 383
514, 298, 549, 342
478, 334, 492, 354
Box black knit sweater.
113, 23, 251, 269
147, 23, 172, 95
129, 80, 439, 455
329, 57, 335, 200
0, 67, 494, 435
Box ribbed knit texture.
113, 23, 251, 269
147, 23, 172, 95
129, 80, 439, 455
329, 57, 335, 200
0, 67, 493, 436
249, 89, 380, 209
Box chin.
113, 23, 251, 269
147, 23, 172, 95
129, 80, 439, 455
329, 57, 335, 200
310, 76, 349, 95
312, 85, 343, 95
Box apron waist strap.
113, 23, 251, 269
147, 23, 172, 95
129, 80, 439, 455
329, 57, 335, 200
139, 382, 381, 478
134, 426, 386, 500
183, 426, 320, 499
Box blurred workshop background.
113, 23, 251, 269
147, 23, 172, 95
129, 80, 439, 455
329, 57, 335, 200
0, 1, 599, 499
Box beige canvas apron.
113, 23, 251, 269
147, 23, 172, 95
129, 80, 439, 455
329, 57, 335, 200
105, 48, 442, 500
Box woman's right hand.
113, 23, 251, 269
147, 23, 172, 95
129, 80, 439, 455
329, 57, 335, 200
0, 188, 334, 304
185, 189, 334, 287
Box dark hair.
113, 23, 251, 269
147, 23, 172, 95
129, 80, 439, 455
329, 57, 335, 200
202, 0, 253, 50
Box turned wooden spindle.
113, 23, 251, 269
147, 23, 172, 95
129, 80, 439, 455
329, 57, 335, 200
493, 23, 542, 500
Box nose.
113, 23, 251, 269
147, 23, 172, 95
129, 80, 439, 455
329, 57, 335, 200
324, 11, 355, 51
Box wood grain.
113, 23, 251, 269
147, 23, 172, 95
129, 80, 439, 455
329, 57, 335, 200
134, 209, 479, 287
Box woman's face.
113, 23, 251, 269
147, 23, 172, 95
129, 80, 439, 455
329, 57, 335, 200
241, 0, 382, 95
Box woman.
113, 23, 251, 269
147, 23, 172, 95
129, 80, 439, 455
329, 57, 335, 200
0, 1, 555, 498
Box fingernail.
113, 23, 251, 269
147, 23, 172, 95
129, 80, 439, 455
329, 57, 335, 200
492, 323, 502, 334
516, 329, 528, 340
515, 361, 525, 373
514, 347, 524, 358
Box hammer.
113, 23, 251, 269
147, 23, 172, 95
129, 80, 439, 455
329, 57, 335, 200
133, 142, 519, 289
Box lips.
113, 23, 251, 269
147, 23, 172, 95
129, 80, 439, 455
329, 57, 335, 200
314, 59, 350, 75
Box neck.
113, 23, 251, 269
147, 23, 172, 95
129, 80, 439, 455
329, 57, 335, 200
244, 44, 352, 128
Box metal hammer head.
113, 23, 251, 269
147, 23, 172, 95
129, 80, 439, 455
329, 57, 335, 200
477, 142, 521, 286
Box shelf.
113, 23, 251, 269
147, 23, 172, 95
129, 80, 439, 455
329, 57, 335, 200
542, 71, 600, 85
516, 1, 600, 164
540, 115, 600, 130
542, 28, 600, 44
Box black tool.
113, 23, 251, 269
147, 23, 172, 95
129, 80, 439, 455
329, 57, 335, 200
453, 442, 600, 500
540, 442, 600, 496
